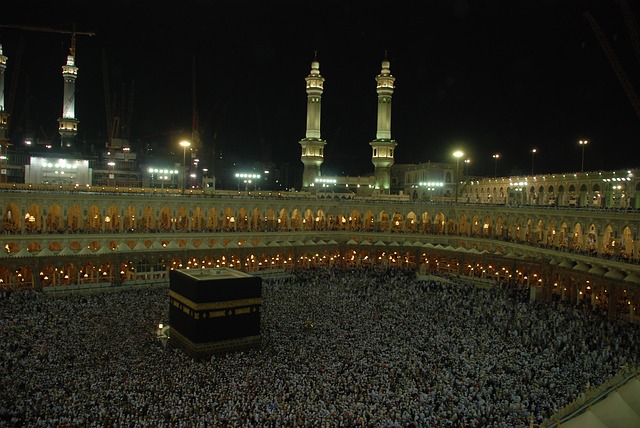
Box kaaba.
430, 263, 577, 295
168, 268, 262, 358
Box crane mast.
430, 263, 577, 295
0, 23, 94, 37
191, 55, 200, 149
618, 0, 640, 69
0, 23, 95, 147
583, 10, 640, 121
102, 49, 114, 148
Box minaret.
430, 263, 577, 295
58, 34, 79, 149
0, 43, 7, 126
299, 52, 326, 190
0, 44, 8, 183
369, 54, 397, 193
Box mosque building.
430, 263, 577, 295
0, 30, 639, 427
0, 46, 638, 317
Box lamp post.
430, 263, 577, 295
531, 148, 537, 176
492, 154, 500, 178
235, 172, 261, 192
464, 158, 471, 176
0, 153, 7, 183
453, 150, 463, 203
179, 140, 191, 192
579, 140, 588, 172
123, 147, 131, 186
107, 161, 115, 187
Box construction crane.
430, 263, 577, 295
0, 23, 94, 36
102, 49, 135, 150
0, 23, 95, 142
0, 24, 94, 57
102, 49, 114, 148
583, 8, 640, 121
192, 55, 200, 151
618, 0, 640, 69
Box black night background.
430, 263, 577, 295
2, 0, 640, 182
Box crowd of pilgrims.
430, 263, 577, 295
1, 266, 639, 427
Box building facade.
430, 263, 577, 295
1, 184, 638, 322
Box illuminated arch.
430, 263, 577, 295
291, 209, 302, 230
175, 207, 188, 231
159, 207, 172, 231
191, 207, 205, 231
469, 215, 480, 236
105, 205, 121, 232
67, 204, 82, 232
364, 211, 375, 231
434, 212, 445, 234
207, 207, 219, 231
379, 211, 389, 232
237, 208, 249, 231
406, 211, 418, 232
86, 205, 102, 232
278, 208, 290, 231
250, 207, 262, 231
459, 213, 469, 236
124, 206, 138, 231
391, 212, 403, 232
349, 210, 362, 231
25, 204, 43, 233
265, 208, 276, 231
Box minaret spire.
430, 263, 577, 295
0, 43, 9, 183
299, 52, 326, 190
0, 44, 7, 115
369, 55, 397, 192
58, 33, 79, 149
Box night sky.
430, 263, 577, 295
3, 0, 640, 178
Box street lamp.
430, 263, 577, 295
453, 150, 463, 203
492, 154, 500, 178
107, 161, 115, 186
123, 147, 131, 186
0, 154, 7, 183
179, 140, 191, 192
235, 172, 261, 192
579, 140, 588, 172
531, 148, 537, 176
464, 158, 471, 176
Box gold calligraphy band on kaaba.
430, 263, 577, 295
168, 289, 262, 311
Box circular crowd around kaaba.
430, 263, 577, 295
1, 266, 639, 427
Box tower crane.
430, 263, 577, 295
102, 49, 135, 150
583, 8, 640, 121
102, 49, 114, 148
0, 23, 94, 36
618, 0, 640, 69
0, 24, 94, 58
0, 24, 94, 40
192, 55, 200, 151
0, 23, 95, 142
